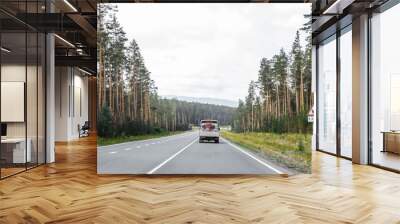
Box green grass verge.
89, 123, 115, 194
98, 131, 185, 146
221, 131, 311, 173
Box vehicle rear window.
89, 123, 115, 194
201, 121, 218, 131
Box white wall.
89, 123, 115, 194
55, 67, 89, 141
1, 65, 26, 137
1, 63, 46, 164
1, 65, 38, 138
71, 72, 89, 138
55, 66, 69, 141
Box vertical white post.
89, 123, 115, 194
46, 33, 55, 163
312, 45, 317, 151
46, 1, 55, 163
352, 14, 369, 164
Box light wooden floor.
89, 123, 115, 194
1, 135, 400, 223
372, 151, 400, 171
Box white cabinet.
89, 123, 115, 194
1, 138, 31, 163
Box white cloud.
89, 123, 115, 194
116, 3, 310, 102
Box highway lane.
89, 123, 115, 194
97, 131, 285, 174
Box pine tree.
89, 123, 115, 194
290, 30, 304, 113
232, 29, 312, 133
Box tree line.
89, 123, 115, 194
232, 28, 312, 134
97, 5, 235, 137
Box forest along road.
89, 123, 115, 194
97, 131, 285, 174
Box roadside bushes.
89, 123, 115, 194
98, 106, 113, 138
221, 131, 311, 173
97, 106, 191, 138
232, 113, 311, 134
266, 112, 310, 134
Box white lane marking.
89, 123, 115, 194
124, 148, 131, 151
97, 131, 196, 149
147, 138, 198, 174
109, 151, 117, 154
145, 144, 149, 147
221, 137, 283, 174
136, 146, 141, 149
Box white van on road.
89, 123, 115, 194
199, 120, 220, 143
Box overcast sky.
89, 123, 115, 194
116, 3, 310, 103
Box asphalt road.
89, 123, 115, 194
97, 131, 285, 174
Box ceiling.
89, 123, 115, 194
311, 0, 390, 43
0, 0, 97, 74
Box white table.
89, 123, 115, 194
1, 138, 31, 163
